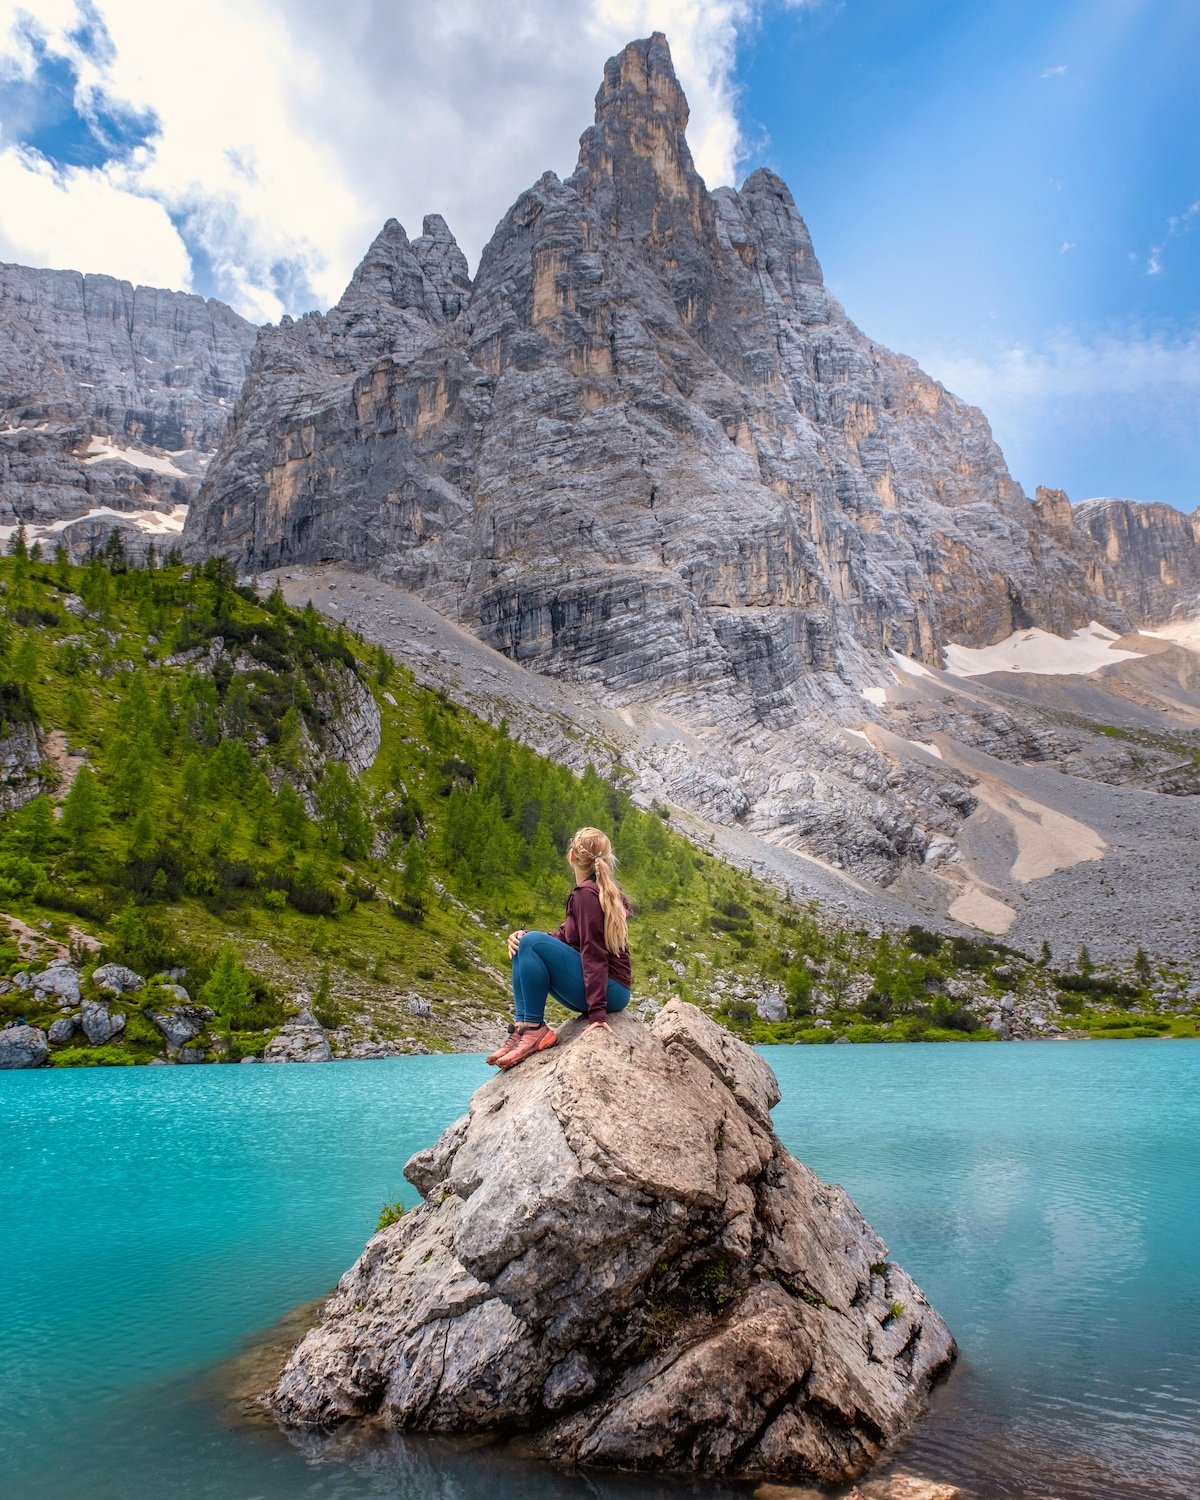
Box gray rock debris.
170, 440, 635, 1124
269, 1000, 955, 1483
264, 1008, 333, 1063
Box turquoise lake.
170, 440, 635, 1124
2, 1038, 1198, 1499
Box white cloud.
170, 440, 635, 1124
0, 0, 773, 320
1060, 241, 1075, 253
0, 142, 192, 288
1146, 198, 1200, 277
912, 326, 1200, 502
1040, 63, 1067, 78
918, 327, 1200, 407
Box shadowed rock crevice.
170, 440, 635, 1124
267, 1001, 956, 1482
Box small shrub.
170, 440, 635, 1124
376, 1200, 405, 1231
50, 1045, 136, 1067
905, 925, 942, 956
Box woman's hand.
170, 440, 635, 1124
507, 929, 527, 959
583, 1020, 612, 1034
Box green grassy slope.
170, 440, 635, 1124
0, 536, 1194, 1063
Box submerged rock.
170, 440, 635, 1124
268, 1001, 955, 1483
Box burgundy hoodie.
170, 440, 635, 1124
549, 876, 633, 1024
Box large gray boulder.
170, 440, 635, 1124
33, 962, 81, 1008
91, 963, 145, 995
0, 1023, 49, 1068
147, 1002, 212, 1049
80, 999, 125, 1045
269, 1000, 955, 1483
47, 1015, 79, 1044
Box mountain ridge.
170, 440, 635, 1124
2, 33, 1197, 948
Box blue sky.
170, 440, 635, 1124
736, 0, 1200, 509
0, 0, 1195, 510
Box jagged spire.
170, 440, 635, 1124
569, 32, 706, 243
411, 214, 471, 320
737, 168, 825, 290
338, 215, 465, 325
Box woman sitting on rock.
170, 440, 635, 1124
489, 826, 633, 1069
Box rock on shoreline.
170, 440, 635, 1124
268, 1000, 956, 1483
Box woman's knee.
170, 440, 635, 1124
516, 930, 541, 956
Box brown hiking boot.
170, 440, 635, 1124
497, 1022, 557, 1070
486, 1024, 520, 1067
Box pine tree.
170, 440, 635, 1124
60, 766, 105, 838
102, 528, 128, 574
312, 962, 336, 1025
277, 706, 307, 774
11, 793, 56, 859
275, 779, 310, 844
1133, 946, 1152, 985
316, 761, 372, 859
401, 836, 428, 915
222, 675, 252, 739
12, 632, 37, 685
1077, 944, 1093, 978
200, 944, 253, 1018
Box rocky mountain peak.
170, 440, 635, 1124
736, 167, 825, 289
570, 31, 705, 244
173, 33, 1199, 935
594, 30, 690, 135
411, 213, 472, 320
336, 216, 435, 318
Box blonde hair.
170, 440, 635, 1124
570, 826, 629, 954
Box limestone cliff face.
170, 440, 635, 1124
0, 263, 255, 535
186, 32, 1146, 718
1073, 497, 1200, 622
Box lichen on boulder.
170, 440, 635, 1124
268, 1000, 955, 1483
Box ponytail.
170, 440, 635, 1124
569, 826, 629, 954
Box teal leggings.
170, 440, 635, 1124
511, 931, 632, 1025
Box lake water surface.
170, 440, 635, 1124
2, 1039, 1197, 1499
